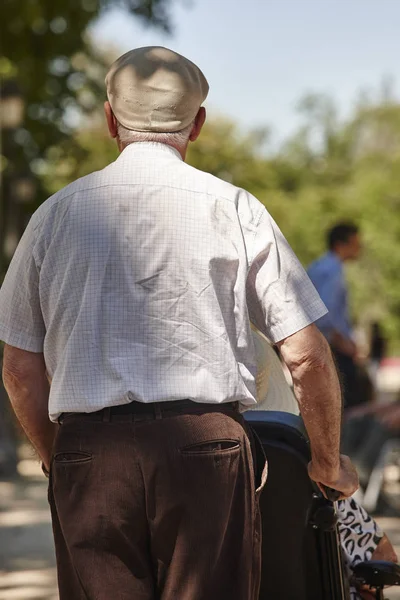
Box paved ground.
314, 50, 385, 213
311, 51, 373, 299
1, 459, 400, 600
0, 460, 57, 600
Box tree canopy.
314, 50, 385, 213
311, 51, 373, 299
0, 0, 176, 178
0, 0, 177, 270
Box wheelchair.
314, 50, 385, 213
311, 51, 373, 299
244, 411, 400, 600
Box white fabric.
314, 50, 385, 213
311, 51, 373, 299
0, 142, 327, 421
250, 327, 298, 414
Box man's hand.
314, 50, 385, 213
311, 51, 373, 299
308, 454, 359, 499
41, 455, 52, 474
3, 345, 55, 472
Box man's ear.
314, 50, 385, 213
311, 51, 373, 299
104, 101, 118, 139
189, 107, 206, 142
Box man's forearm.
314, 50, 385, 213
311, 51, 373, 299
279, 325, 342, 476
291, 352, 342, 476
3, 345, 55, 469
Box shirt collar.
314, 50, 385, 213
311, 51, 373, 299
118, 142, 183, 162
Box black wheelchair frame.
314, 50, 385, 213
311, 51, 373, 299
244, 411, 400, 600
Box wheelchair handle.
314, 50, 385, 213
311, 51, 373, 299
321, 485, 341, 502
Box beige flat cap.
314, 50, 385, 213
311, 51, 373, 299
105, 46, 209, 133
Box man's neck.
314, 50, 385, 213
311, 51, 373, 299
119, 140, 188, 161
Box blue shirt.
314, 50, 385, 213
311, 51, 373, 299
307, 252, 352, 341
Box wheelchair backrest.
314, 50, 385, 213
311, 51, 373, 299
244, 411, 348, 600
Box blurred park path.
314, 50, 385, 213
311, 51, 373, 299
0, 449, 58, 600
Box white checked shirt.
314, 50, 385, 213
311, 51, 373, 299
0, 142, 327, 421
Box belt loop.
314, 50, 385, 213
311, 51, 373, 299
102, 407, 111, 422
154, 403, 162, 420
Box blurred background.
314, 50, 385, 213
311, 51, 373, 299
1, 0, 400, 598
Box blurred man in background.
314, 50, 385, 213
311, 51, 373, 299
308, 222, 362, 408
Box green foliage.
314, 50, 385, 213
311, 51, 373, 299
42, 126, 119, 194
0, 0, 175, 207
0, 0, 177, 276
187, 119, 274, 197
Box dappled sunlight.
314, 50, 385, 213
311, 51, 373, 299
0, 568, 58, 599
17, 460, 43, 479
0, 464, 57, 596
0, 508, 51, 528
0, 481, 16, 501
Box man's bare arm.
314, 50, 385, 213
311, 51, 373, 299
3, 344, 55, 471
277, 324, 358, 498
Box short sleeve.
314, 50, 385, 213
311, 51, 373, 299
246, 208, 328, 343
0, 217, 45, 352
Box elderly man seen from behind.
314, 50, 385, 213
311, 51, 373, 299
0, 47, 358, 600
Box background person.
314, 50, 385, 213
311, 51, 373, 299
307, 222, 362, 408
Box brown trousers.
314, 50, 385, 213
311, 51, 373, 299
48, 402, 267, 600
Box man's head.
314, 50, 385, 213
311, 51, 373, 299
327, 222, 361, 261
104, 46, 209, 158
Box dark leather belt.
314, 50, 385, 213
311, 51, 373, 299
108, 399, 194, 415
60, 399, 239, 422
